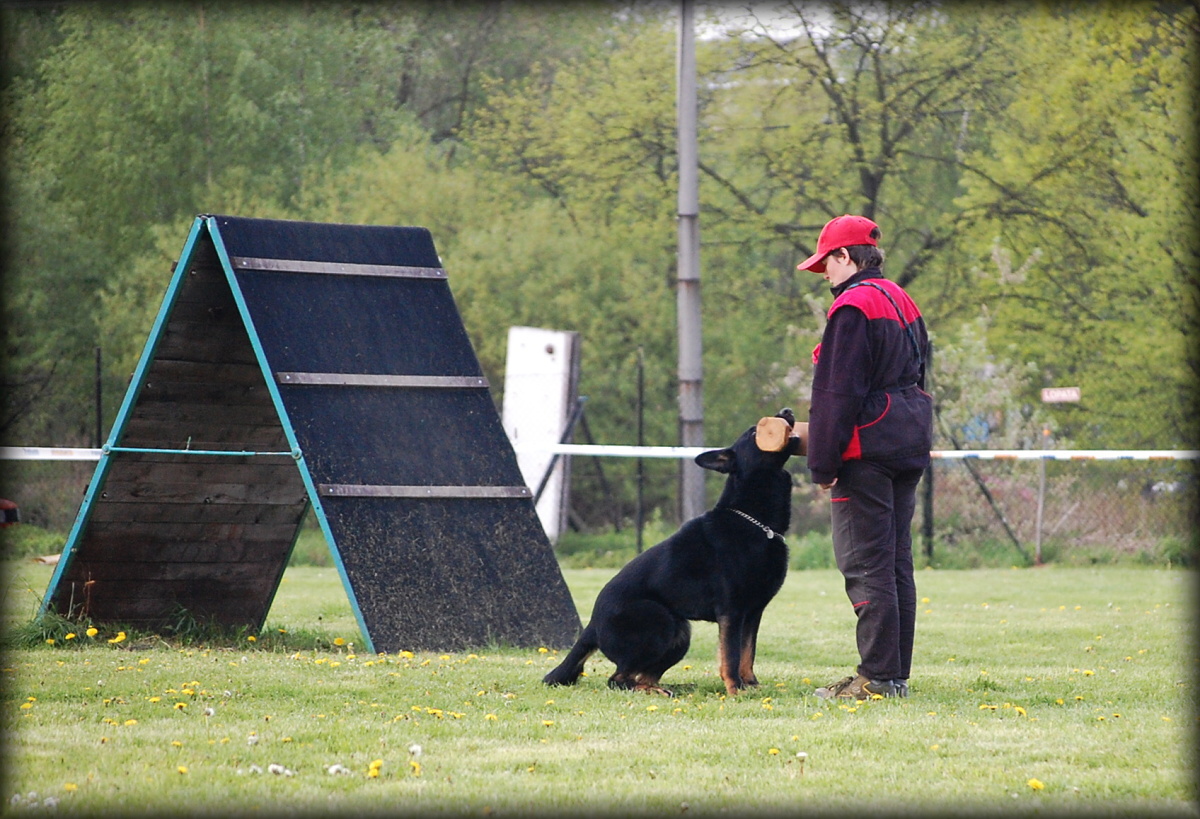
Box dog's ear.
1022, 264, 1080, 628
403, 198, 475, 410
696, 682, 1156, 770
695, 447, 736, 474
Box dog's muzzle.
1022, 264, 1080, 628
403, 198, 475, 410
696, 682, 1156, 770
755, 416, 808, 456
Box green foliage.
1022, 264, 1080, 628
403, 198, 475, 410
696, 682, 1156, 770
3, 2, 1195, 535
0, 522, 65, 562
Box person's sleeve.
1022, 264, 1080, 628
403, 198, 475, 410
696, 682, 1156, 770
807, 306, 872, 484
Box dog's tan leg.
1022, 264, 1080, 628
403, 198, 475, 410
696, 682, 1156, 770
738, 609, 765, 686
716, 617, 743, 696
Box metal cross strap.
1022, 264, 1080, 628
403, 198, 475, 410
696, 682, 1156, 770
724, 507, 782, 541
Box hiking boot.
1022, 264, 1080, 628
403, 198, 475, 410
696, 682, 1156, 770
814, 674, 898, 700
894, 679, 909, 698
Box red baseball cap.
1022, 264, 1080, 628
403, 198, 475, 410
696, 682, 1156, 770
796, 215, 879, 273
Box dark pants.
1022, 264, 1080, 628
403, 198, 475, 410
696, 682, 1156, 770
830, 460, 922, 681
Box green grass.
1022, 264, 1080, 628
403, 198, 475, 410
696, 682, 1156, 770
2, 559, 1195, 816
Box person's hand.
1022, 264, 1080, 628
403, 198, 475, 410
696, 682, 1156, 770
819, 478, 837, 490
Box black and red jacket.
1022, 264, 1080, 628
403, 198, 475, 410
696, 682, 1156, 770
807, 268, 933, 485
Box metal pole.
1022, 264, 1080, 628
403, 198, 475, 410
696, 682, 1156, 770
1035, 454, 1047, 565
923, 341, 934, 560
676, 0, 705, 522
94, 346, 103, 449
636, 347, 646, 553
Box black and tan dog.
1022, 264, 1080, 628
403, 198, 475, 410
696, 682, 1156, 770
543, 408, 806, 697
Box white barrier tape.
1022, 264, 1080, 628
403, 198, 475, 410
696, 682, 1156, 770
517, 444, 1199, 461
0, 446, 103, 461
4, 444, 1197, 462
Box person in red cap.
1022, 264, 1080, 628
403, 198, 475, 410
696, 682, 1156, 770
797, 215, 933, 700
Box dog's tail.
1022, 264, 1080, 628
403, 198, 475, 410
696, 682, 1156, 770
542, 625, 598, 686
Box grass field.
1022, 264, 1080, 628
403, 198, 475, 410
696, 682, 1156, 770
2, 559, 1195, 816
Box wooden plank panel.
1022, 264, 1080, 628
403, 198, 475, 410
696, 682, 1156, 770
94, 459, 299, 485
96, 480, 308, 506
143, 359, 265, 386
86, 500, 306, 525
56, 592, 269, 626
86, 520, 301, 544
136, 379, 272, 406
61, 559, 284, 583
152, 321, 258, 364
117, 418, 291, 449
123, 400, 283, 428
79, 531, 298, 563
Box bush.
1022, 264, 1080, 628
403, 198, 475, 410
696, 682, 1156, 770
0, 524, 66, 561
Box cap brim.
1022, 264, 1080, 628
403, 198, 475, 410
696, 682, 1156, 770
796, 251, 826, 273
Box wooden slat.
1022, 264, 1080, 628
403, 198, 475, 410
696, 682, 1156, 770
95, 459, 299, 485
136, 379, 271, 406
96, 480, 308, 506
85, 519, 301, 542
124, 399, 282, 427
86, 500, 306, 525
117, 419, 290, 450
61, 560, 284, 583
58, 593, 269, 625
143, 359, 266, 386
153, 323, 259, 365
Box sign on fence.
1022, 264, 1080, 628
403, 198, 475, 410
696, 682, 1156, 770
1041, 386, 1081, 403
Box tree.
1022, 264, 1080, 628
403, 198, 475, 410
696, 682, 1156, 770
950, 2, 1197, 447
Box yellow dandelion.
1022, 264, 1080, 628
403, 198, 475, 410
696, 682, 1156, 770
177, 766, 188, 775
1028, 778, 1045, 791
409, 760, 422, 776
247, 636, 256, 643
542, 720, 555, 727
86, 627, 98, 637
123, 719, 137, 726
174, 702, 187, 710
107, 631, 126, 644
45, 638, 56, 645
485, 714, 498, 721
63, 783, 78, 792
333, 637, 346, 646
768, 748, 780, 755
65, 633, 76, 640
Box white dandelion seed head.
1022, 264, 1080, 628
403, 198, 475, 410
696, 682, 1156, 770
796, 752, 808, 760
408, 743, 423, 758
249, 764, 263, 774
268, 763, 285, 775
203, 707, 215, 717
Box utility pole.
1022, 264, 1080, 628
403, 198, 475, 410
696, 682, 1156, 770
676, 0, 705, 522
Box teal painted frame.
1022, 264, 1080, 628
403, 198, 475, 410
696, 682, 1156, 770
40, 217, 208, 617
205, 217, 375, 653
39, 216, 375, 653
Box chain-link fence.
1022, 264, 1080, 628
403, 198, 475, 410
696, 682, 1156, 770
774, 455, 1197, 567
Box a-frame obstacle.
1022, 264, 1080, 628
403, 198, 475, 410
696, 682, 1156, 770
41, 215, 581, 653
